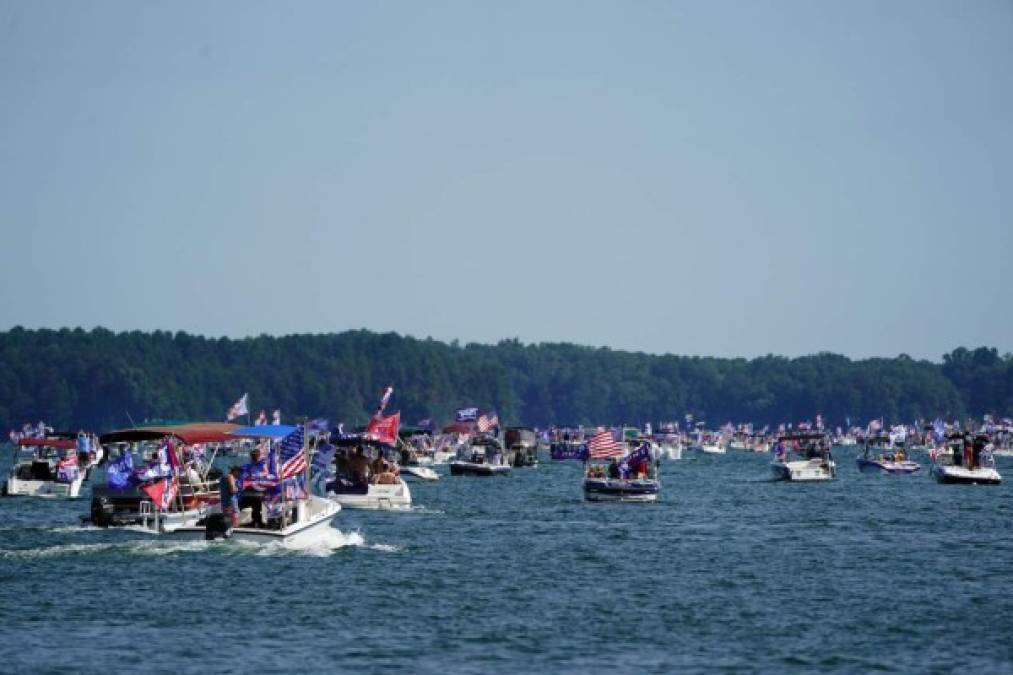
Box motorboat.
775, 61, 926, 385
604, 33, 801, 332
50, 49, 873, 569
770, 431, 836, 481
505, 426, 538, 467
747, 433, 770, 453
856, 434, 920, 474
87, 423, 238, 532
652, 427, 683, 460
3, 433, 86, 498
929, 434, 1001, 485
583, 440, 660, 502
449, 435, 511, 476
326, 434, 412, 509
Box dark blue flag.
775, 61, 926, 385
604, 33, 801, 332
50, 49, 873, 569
106, 450, 135, 491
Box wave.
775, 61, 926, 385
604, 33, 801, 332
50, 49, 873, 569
0, 529, 372, 559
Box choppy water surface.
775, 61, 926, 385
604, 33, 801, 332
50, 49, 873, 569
2, 448, 1012, 673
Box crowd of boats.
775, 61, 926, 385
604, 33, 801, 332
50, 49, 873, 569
3, 403, 1009, 547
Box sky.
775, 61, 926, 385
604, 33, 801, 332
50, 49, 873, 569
1, 1, 1010, 361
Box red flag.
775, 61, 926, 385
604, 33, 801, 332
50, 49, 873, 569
140, 477, 177, 511
366, 412, 400, 446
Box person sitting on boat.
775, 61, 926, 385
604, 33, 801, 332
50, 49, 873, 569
373, 460, 399, 485
220, 466, 241, 527
607, 458, 621, 479
348, 447, 370, 484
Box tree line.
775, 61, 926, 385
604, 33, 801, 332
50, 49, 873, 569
0, 327, 1009, 434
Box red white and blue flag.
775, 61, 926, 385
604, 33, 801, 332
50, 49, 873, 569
141, 477, 177, 511
375, 386, 393, 417
588, 430, 623, 459
477, 412, 499, 433
227, 394, 249, 421
254, 410, 267, 426
279, 426, 306, 479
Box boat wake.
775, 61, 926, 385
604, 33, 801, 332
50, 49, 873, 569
0, 529, 390, 559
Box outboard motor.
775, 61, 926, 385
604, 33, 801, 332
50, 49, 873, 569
204, 512, 233, 541
90, 495, 116, 527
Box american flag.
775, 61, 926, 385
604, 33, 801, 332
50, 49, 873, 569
477, 412, 499, 433
226, 393, 249, 421
588, 430, 623, 459
279, 426, 306, 479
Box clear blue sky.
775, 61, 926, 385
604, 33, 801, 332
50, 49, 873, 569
2, 1, 1010, 360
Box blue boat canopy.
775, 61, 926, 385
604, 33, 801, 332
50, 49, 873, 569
230, 425, 298, 439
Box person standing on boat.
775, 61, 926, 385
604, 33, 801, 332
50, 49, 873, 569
220, 466, 241, 527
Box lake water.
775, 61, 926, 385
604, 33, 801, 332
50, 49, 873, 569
2, 447, 1011, 673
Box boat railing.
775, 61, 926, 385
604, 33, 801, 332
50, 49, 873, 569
139, 500, 155, 530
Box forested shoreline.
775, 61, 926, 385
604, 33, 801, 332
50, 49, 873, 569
0, 327, 1009, 433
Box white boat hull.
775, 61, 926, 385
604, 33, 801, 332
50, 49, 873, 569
175, 496, 341, 545
701, 444, 726, 455
329, 479, 412, 510
930, 464, 1001, 485
402, 466, 439, 481
3, 475, 84, 498
771, 459, 836, 481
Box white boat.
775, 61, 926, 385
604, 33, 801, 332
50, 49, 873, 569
929, 435, 1001, 485
449, 435, 511, 476
701, 443, 726, 454
178, 494, 341, 545
402, 466, 439, 481
325, 435, 413, 509
3, 434, 86, 498
328, 479, 412, 509
770, 431, 836, 481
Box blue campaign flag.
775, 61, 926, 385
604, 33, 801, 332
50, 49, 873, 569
551, 443, 588, 461
618, 442, 652, 478
307, 418, 329, 432
106, 450, 135, 490
933, 418, 946, 443
312, 442, 336, 473
456, 407, 478, 422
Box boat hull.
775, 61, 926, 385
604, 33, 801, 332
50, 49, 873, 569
930, 465, 1001, 485
3, 475, 83, 498
449, 461, 511, 476
175, 497, 341, 545
857, 458, 921, 474
583, 479, 659, 502
770, 460, 836, 481
328, 479, 412, 510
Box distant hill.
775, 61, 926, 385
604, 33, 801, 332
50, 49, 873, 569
0, 327, 1009, 433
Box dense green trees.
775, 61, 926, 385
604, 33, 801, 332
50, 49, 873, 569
0, 327, 1008, 433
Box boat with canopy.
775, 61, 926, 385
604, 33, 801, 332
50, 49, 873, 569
88, 422, 236, 532
325, 433, 413, 509
176, 423, 341, 544
3, 432, 87, 498
770, 431, 836, 481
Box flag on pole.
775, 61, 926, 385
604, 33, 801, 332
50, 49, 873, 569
375, 386, 393, 417
254, 410, 267, 426
588, 430, 623, 459
477, 412, 499, 433
366, 412, 400, 446
56, 452, 79, 483
140, 477, 177, 511
279, 426, 306, 479
227, 394, 249, 421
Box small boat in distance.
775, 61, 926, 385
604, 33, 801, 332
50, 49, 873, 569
449, 434, 511, 476
929, 433, 1001, 485
856, 434, 920, 474
770, 431, 836, 481
3, 433, 86, 498
583, 437, 660, 502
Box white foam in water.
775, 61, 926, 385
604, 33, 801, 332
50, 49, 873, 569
48, 525, 104, 534
366, 543, 403, 553
0, 542, 119, 559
